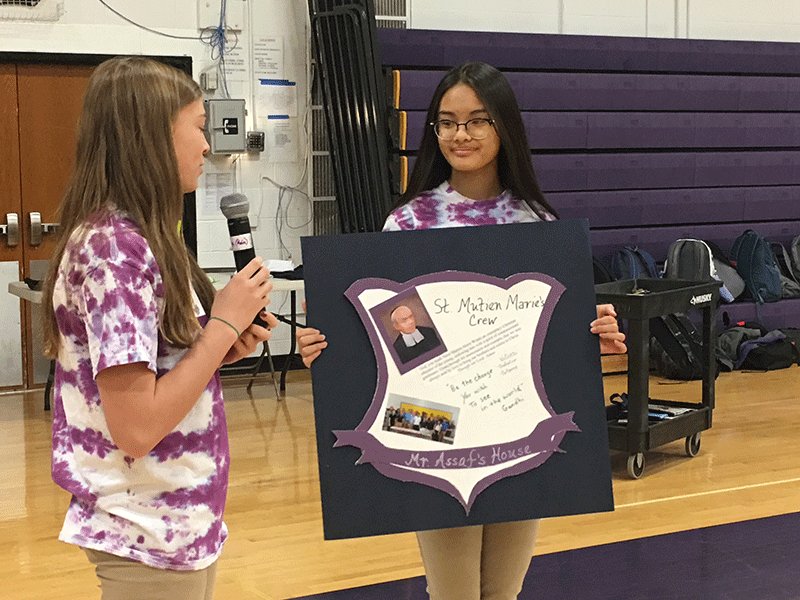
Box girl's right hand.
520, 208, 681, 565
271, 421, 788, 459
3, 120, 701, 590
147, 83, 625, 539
296, 327, 327, 368
296, 300, 327, 367
211, 257, 273, 335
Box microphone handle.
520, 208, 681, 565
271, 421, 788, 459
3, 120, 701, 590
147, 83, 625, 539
226, 215, 270, 330
227, 216, 256, 272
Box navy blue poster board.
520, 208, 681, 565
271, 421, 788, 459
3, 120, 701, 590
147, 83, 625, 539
301, 219, 613, 540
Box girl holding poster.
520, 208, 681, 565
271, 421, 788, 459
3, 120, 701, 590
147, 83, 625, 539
297, 62, 625, 600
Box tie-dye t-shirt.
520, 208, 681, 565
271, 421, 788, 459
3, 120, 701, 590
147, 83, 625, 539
51, 211, 228, 571
383, 181, 555, 231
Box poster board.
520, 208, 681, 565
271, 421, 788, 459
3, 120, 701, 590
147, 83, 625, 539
301, 219, 614, 540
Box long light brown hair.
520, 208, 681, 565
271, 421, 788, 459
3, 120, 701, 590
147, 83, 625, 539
42, 56, 216, 358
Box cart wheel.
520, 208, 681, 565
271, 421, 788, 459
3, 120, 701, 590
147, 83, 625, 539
627, 453, 645, 479
685, 432, 701, 457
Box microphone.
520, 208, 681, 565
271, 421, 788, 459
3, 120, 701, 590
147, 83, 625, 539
220, 193, 256, 271
220, 193, 270, 329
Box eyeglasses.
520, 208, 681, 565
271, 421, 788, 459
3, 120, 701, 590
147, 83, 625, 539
430, 118, 495, 141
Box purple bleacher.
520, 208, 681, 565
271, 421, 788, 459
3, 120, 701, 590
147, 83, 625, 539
378, 28, 800, 75
744, 114, 799, 147
745, 151, 799, 186
743, 186, 800, 221
694, 114, 747, 147
587, 113, 694, 149
525, 112, 587, 149
717, 298, 800, 332
404, 112, 800, 153
639, 187, 746, 226
551, 188, 746, 229
382, 27, 800, 330
694, 152, 748, 187
440, 31, 658, 73
519, 73, 588, 110
520, 73, 743, 112
788, 79, 800, 111
687, 152, 799, 188
549, 191, 642, 229
685, 75, 741, 111
404, 111, 426, 151
586, 153, 695, 191
739, 76, 790, 111
398, 70, 446, 109
533, 154, 589, 193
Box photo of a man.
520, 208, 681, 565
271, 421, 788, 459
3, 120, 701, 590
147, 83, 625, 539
390, 305, 442, 364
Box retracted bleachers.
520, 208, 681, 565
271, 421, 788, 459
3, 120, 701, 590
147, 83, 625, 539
378, 28, 800, 330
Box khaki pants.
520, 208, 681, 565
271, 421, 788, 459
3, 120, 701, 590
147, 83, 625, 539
416, 519, 540, 600
83, 549, 218, 600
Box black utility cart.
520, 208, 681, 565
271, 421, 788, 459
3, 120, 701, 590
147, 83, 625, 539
595, 278, 721, 478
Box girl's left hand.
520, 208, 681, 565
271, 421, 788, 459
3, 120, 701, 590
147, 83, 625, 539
222, 310, 279, 365
591, 304, 627, 354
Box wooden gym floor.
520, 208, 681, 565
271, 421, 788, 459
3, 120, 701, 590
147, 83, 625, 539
3, 365, 800, 599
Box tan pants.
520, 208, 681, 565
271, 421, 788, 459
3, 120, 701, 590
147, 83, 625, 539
83, 549, 218, 600
416, 519, 540, 600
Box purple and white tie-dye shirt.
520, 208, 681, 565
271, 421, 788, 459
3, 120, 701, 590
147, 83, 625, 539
383, 181, 555, 231
51, 211, 228, 571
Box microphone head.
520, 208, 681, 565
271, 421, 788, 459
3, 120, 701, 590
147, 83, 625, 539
220, 193, 250, 219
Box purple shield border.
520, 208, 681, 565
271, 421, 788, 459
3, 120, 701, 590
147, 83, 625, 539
336, 271, 577, 512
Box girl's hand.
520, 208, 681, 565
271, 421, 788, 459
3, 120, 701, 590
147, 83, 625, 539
211, 257, 273, 335
591, 304, 627, 354
222, 310, 279, 365
296, 300, 327, 368
297, 327, 326, 368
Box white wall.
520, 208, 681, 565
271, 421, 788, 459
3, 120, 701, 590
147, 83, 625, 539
0, 0, 310, 355
409, 0, 800, 42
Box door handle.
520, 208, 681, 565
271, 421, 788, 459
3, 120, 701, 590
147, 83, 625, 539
28, 213, 59, 246
30, 212, 42, 246
0, 213, 19, 247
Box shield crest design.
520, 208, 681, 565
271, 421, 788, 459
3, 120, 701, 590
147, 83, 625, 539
334, 271, 580, 512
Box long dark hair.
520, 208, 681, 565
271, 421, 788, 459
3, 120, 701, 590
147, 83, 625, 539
389, 62, 558, 220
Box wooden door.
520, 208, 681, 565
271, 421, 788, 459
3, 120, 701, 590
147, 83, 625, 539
0, 62, 93, 390
0, 64, 24, 386
16, 64, 93, 387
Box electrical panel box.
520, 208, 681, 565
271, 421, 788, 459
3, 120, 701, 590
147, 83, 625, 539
197, 0, 244, 30
204, 98, 247, 154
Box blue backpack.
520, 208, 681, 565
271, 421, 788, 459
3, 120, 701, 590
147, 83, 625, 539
729, 230, 782, 304
611, 246, 660, 280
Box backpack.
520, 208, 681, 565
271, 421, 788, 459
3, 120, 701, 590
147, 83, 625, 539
705, 240, 746, 302
593, 257, 613, 284
649, 313, 707, 380
729, 230, 783, 304
790, 234, 800, 282
611, 246, 660, 280
663, 238, 734, 302
736, 330, 796, 371
769, 242, 800, 299
778, 327, 800, 363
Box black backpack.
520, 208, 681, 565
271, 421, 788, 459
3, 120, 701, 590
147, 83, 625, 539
730, 229, 783, 303
663, 238, 734, 302
593, 257, 613, 284
611, 246, 660, 280
649, 313, 708, 380
737, 331, 796, 371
